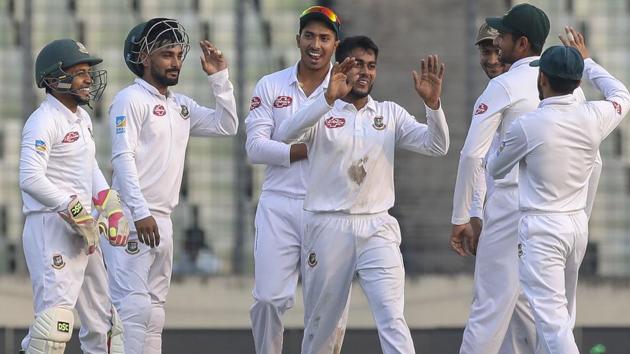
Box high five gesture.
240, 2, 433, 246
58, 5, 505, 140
413, 54, 445, 110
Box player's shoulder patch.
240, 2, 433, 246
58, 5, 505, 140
35, 139, 47, 153
610, 100, 622, 115
115, 115, 127, 134
250, 96, 262, 111
474, 103, 488, 115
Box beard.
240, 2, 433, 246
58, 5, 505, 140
152, 66, 180, 86
347, 82, 373, 100
72, 91, 91, 106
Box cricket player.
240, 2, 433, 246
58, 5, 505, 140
488, 29, 630, 353
467, 22, 510, 249
276, 36, 449, 354
476, 22, 510, 80
101, 18, 238, 354
245, 6, 347, 353
450, 4, 550, 354
19, 38, 128, 354
467, 22, 538, 354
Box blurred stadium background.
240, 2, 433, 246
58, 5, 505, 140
1, 0, 629, 353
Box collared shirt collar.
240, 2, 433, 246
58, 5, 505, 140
508, 56, 540, 72
289, 60, 333, 89
539, 93, 577, 108
134, 77, 171, 99
45, 94, 85, 124
334, 95, 377, 113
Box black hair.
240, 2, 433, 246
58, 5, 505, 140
335, 36, 379, 63
508, 31, 543, 55
531, 41, 543, 55
543, 71, 581, 94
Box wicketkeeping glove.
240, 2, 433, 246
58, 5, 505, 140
59, 196, 99, 254
93, 189, 129, 246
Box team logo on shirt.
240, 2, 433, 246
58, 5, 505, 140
115, 115, 127, 134
180, 105, 190, 119
153, 104, 166, 116
52, 254, 65, 269
372, 116, 386, 130
324, 117, 346, 128
307, 251, 318, 267
250, 96, 262, 110
273, 96, 293, 108
35, 140, 47, 153
126, 240, 140, 255
474, 103, 488, 115
61, 131, 80, 143
611, 101, 622, 115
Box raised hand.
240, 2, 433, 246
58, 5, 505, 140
200, 40, 227, 75
558, 26, 590, 59
324, 57, 356, 105
412, 54, 445, 110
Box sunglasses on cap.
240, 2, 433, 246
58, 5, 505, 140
300, 6, 341, 25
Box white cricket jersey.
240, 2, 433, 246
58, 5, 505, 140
19, 94, 108, 215
488, 58, 630, 213
245, 62, 331, 198
110, 69, 238, 221
451, 56, 541, 224
275, 94, 449, 214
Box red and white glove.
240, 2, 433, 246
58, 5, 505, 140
93, 189, 129, 246
59, 196, 99, 254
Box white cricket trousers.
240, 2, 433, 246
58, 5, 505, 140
460, 186, 537, 354
102, 213, 173, 354
21, 212, 117, 353
301, 211, 414, 354
250, 191, 347, 354
518, 211, 588, 354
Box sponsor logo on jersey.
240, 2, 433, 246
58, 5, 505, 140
115, 115, 127, 134
180, 105, 190, 119
35, 140, 47, 153
57, 321, 71, 333
62, 131, 80, 143
474, 103, 488, 115
611, 101, 622, 115
324, 117, 346, 128
126, 240, 140, 255
52, 254, 65, 269
372, 116, 386, 130
273, 96, 293, 108
250, 96, 262, 110
153, 104, 166, 116
307, 251, 317, 267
